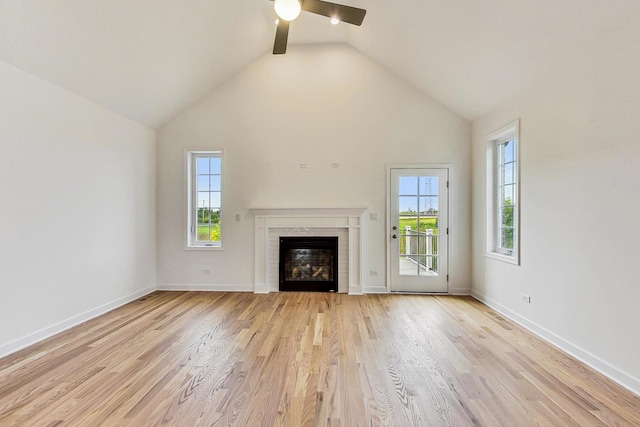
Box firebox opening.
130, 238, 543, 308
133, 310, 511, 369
279, 236, 338, 292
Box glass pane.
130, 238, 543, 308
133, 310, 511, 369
210, 157, 221, 174
210, 175, 221, 191
501, 227, 514, 250
197, 157, 210, 174
399, 196, 418, 214
503, 162, 515, 185
197, 175, 209, 191
285, 249, 334, 281
197, 223, 211, 241
210, 191, 221, 208
399, 234, 408, 256
403, 229, 417, 255
419, 176, 439, 196
399, 254, 418, 276
418, 235, 426, 255
422, 256, 438, 274
198, 207, 210, 225
399, 176, 418, 195
197, 192, 210, 210
212, 223, 221, 242
502, 184, 514, 204
503, 140, 515, 163
419, 196, 438, 215
418, 256, 427, 272
416, 233, 437, 255
400, 220, 415, 237
430, 235, 439, 255
205, 212, 221, 242
502, 206, 514, 227
418, 217, 439, 235
209, 209, 221, 225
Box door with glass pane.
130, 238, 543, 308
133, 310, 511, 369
389, 168, 448, 293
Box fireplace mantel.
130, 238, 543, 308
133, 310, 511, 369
249, 207, 367, 294
249, 207, 367, 217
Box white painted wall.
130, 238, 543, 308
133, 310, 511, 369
157, 45, 471, 293
471, 21, 640, 393
0, 60, 157, 357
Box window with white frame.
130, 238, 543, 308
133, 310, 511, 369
486, 120, 520, 264
187, 151, 222, 249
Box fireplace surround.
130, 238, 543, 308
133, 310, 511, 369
249, 207, 366, 294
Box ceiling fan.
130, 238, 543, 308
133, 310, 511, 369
270, 0, 367, 54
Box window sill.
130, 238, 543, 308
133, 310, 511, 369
485, 251, 519, 265
185, 245, 223, 251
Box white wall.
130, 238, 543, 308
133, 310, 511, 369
471, 22, 640, 393
157, 45, 471, 293
0, 60, 157, 357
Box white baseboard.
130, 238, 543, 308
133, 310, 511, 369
363, 286, 471, 295
0, 285, 156, 360
363, 285, 389, 294
471, 290, 640, 396
450, 287, 471, 295
156, 283, 254, 292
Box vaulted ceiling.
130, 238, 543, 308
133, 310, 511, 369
2, 0, 639, 129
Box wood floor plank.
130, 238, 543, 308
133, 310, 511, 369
1, 292, 639, 426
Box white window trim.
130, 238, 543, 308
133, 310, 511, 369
185, 150, 224, 251
485, 120, 520, 265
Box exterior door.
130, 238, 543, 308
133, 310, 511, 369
389, 168, 448, 293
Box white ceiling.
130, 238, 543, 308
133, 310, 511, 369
2, 0, 639, 128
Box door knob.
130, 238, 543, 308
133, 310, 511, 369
392, 234, 398, 239
392, 226, 397, 230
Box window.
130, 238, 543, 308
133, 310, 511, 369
486, 120, 519, 264
187, 151, 222, 249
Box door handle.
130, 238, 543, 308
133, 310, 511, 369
392, 234, 398, 239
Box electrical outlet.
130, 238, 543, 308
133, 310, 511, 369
521, 294, 531, 303
370, 270, 379, 276
203, 268, 211, 275
299, 163, 308, 169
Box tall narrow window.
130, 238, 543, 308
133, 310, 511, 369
187, 151, 222, 248
486, 120, 519, 264
497, 138, 517, 255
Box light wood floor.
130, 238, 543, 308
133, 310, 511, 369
1, 292, 639, 426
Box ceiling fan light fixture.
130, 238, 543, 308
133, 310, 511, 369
274, 0, 302, 22
270, 0, 366, 55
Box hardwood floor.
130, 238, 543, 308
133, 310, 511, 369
0, 292, 639, 426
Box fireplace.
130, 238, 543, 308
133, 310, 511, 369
279, 236, 338, 292
250, 207, 366, 294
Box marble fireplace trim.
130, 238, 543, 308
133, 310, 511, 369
249, 208, 367, 294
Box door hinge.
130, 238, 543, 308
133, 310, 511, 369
447, 227, 449, 235
447, 181, 449, 188
447, 274, 449, 282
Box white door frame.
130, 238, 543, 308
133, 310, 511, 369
386, 164, 452, 293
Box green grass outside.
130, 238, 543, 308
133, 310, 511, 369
398, 216, 439, 234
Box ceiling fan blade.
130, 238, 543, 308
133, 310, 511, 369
273, 19, 290, 54
301, 0, 366, 26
